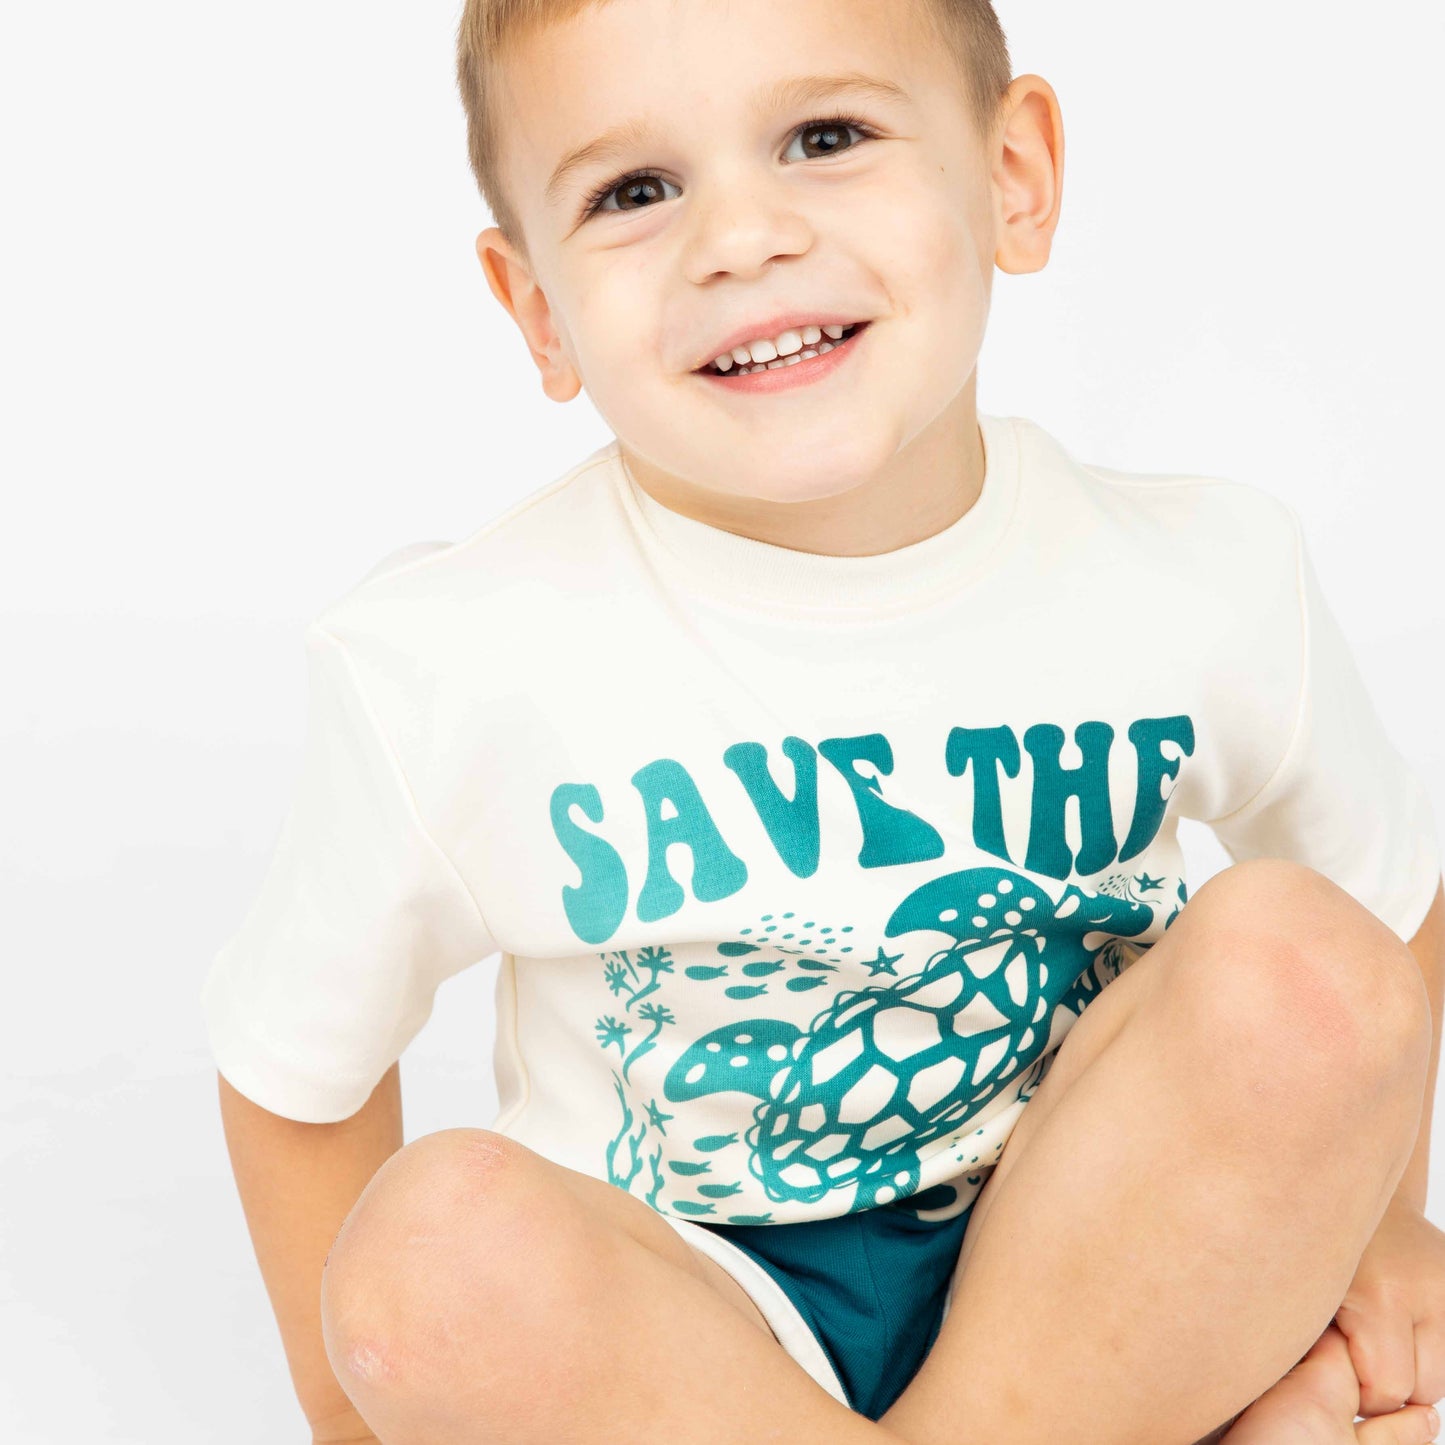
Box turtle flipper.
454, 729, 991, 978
664, 1019, 803, 1103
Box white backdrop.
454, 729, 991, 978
3, 1, 1441, 1438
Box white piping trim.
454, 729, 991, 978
657, 1212, 852, 1408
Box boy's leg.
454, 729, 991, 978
318, 857, 1430, 1445
319, 1127, 908, 1445
876, 858, 1433, 1445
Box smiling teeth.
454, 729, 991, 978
710, 323, 853, 374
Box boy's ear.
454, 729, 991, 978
474, 227, 583, 403
991, 74, 1065, 276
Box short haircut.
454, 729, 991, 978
456, 0, 1013, 265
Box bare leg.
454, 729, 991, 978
318, 861, 1431, 1445
319, 1127, 908, 1444
876, 859, 1433, 1445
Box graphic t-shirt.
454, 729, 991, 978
201, 413, 1441, 1228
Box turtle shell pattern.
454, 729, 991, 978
664, 865, 1159, 1212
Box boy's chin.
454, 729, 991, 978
698, 461, 887, 509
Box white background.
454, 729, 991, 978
3, 1, 1442, 1438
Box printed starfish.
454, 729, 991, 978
862, 946, 904, 977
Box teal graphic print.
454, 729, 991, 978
553, 717, 1196, 945
593, 865, 1186, 1220
565, 716, 1196, 1219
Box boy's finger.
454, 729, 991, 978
1355, 1402, 1440, 1444
1338, 1305, 1421, 1419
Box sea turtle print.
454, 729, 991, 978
597, 865, 1183, 1219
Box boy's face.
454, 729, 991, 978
481, 0, 1053, 511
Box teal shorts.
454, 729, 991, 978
663, 1185, 978, 1421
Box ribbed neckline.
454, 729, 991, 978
609, 412, 1022, 616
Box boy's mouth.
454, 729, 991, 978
693, 321, 870, 378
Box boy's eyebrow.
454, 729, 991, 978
543, 71, 912, 208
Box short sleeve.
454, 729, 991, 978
1205, 513, 1442, 943
201, 622, 497, 1122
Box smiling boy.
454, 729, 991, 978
203, 2, 1445, 1443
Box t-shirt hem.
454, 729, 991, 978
1393, 845, 1444, 946
202, 972, 383, 1124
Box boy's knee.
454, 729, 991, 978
330, 1128, 514, 1254
1180, 858, 1429, 1085
320, 1128, 599, 1392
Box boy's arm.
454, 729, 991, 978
1395, 880, 1445, 1214
217, 1061, 403, 1440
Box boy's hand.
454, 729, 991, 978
1335, 1197, 1445, 1418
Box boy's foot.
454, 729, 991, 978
1206, 1322, 1438, 1445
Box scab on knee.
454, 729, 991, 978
343, 1336, 402, 1388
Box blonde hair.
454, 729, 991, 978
456, 0, 1012, 265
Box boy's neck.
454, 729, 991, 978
618, 381, 986, 560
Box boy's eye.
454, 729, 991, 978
578, 115, 878, 220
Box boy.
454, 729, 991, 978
203, 0, 1445, 1441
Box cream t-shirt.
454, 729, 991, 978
201, 413, 1441, 1227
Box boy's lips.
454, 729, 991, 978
688, 312, 873, 373
692, 320, 871, 395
